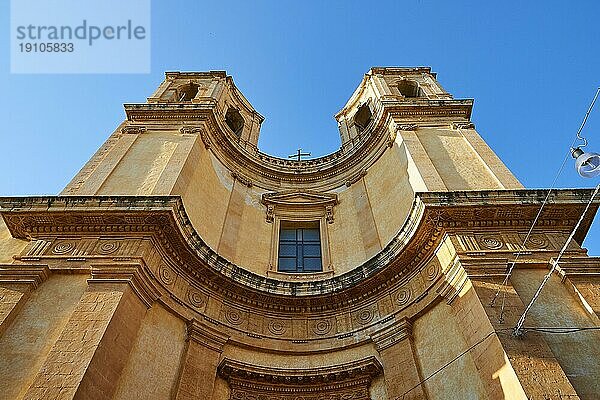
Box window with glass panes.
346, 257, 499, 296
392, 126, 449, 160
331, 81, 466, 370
278, 222, 322, 273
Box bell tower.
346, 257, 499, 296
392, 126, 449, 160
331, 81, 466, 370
335, 67, 522, 191
147, 71, 264, 149
62, 71, 264, 197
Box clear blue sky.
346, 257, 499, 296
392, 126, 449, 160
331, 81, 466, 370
2, 1, 600, 253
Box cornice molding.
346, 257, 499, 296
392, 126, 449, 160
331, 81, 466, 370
370, 318, 413, 352
261, 190, 338, 208
0, 264, 49, 289
217, 355, 382, 385
122, 97, 472, 191
554, 256, 600, 279
186, 318, 229, 352
0, 189, 596, 307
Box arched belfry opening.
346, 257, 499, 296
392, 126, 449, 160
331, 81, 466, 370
354, 103, 373, 132
178, 83, 200, 102
398, 79, 423, 98
225, 107, 245, 137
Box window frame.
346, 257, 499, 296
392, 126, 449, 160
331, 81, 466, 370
262, 190, 337, 280
277, 221, 323, 273
269, 215, 332, 277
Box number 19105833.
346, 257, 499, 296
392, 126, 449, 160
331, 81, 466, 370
19, 42, 74, 52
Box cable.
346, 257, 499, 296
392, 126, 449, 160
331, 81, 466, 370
490, 139, 570, 319
575, 88, 600, 148
522, 326, 600, 334
513, 183, 600, 336
396, 324, 600, 398
398, 330, 496, 399
489, 87, 600, 322
403, 90, 600, 396
396, 324, 599, 398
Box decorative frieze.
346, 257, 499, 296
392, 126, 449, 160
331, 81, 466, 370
457, 233, 555, 253
186, 287, 208, 311
394, 284, 412, 307
311, 318, 333, 336
0, 189, 595, 315
352, 304, 378, 327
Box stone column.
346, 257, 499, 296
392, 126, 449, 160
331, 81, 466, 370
174, 318, 229, 400
0, 264, 49, 337
372, 319, 428, 400
457, 125, 523, 189
556, 257, 600, 322
396, 127, 447, 191
21, 264, 160, 400
469, 275, 579, 399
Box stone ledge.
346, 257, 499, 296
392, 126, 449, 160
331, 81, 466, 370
0, 189, 597, 303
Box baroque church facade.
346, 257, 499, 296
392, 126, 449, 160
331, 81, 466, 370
1, 67, 600, 399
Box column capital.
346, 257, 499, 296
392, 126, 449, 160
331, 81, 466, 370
371, 318, 413, 352
89, 263, 161, 308
186, 318, 229, 353
0, 264, 49, 290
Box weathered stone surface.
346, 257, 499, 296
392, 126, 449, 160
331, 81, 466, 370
1, 68, 599, 399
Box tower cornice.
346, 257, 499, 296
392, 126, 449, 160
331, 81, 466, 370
122, 98, 472, 191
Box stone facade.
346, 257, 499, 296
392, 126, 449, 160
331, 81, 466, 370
1, 67, 600, 399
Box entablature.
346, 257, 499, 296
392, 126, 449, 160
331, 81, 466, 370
1, 190, 598, 353
1, 189, 596, 304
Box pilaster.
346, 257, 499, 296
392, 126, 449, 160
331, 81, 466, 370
450, 276, 528, 399
456, 124, 523, 189
396, 127, 447, 191
467, 269, 579, 399
174, 318, 229, 400
556, 256, 600, 322
21, 264, 159, 400
0, 264, 49, 337
371, 318, 427, 400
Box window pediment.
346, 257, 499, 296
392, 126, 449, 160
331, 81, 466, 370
261, 190, 338, 223
262, 190, 338, 207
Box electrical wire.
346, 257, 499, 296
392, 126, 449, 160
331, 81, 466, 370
520, 326, 600, 334
489, 88, 600, 323
398, 330, 497, 399
396, 324, 600, 398
575, 88, 600, 148
397, 89, 600, 397
513, 183, 600, 336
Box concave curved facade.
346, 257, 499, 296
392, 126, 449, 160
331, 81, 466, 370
1, 67, 600, 399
